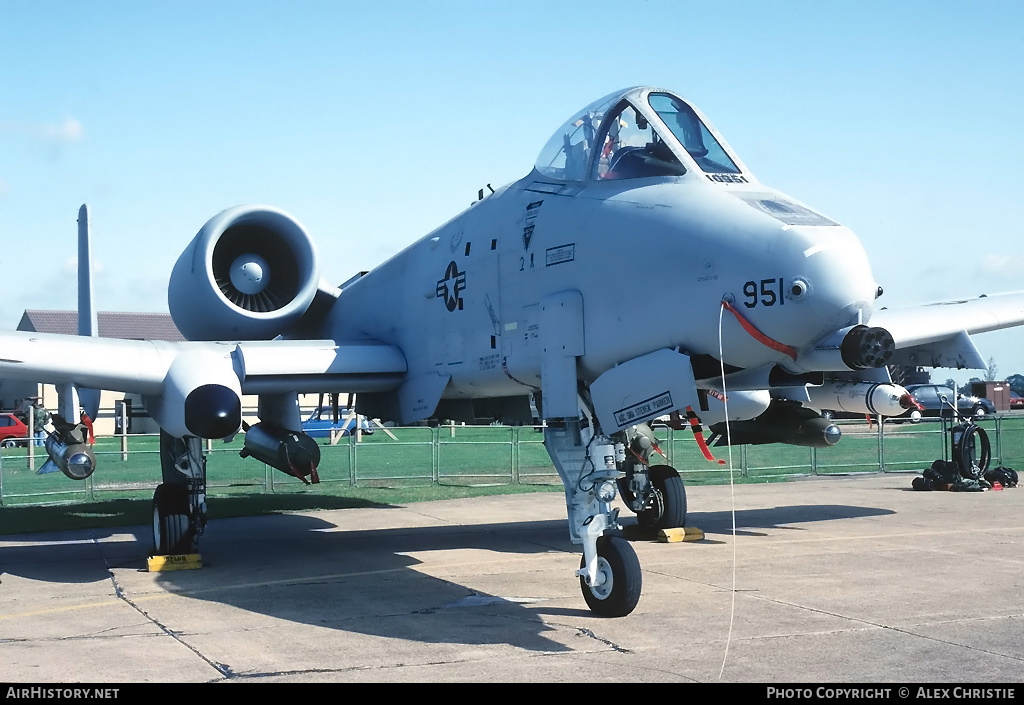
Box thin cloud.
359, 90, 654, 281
979, 254, 1024, 274
61, 256, 106, 276
42, 116, 84, 142
0, 117, 85, 144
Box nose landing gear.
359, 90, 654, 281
544, 395, 643, 616
544, 396, 694, 616
580, 535, 642, 616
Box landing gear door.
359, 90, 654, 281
539, 290, 585, 419
590, 349, 701, 434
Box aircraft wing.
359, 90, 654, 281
871, 292, 1024, 369
0, 330, 407, 435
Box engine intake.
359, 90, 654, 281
169, 206, 321, 340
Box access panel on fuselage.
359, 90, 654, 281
498, 189, 592, 388
423, 203, 507, 397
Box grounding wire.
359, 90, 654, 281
717, 299, 738, 682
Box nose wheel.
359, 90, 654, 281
579, 535, 642, 617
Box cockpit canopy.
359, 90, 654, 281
535, 87, 744, 182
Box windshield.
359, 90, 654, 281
535, 91, 622, 181
593, 101, 686, 180
648, 93, 740, 174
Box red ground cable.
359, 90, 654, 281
685, 406, 726, 465
721, 300, 798, 361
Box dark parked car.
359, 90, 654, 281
895, 384, 996, 422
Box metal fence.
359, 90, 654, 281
1, 416, 1022, 506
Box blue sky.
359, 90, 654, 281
1, 1, 1022, 383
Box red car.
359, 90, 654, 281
1010, 392, 1024, 410
0, 413, 29, 448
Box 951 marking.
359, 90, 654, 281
743, 278, 785, 308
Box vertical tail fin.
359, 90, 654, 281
77, 204, 102, 421
77, 204, 98, 338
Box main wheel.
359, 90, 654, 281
152, 483, 191, 555
636, 465, 687, 530
972, 404, 987, 419
580, 535, 642, 617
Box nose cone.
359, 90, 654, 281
775, 225, 879, 350
717, 223, 880, 371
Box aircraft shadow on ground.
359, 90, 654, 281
2, 501, 895, 652
688, 504, 895, 536
0, 494, 393, 584
0, 494, 394, 537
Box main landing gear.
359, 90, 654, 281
152, 431, 207, 555
618, 423, 687, 531
544, 398, 688, 617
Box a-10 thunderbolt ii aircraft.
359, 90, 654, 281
3, 86, 1023, 617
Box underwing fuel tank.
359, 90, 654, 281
709, 401, 841, 448
805, 382, 916, 417
239, 423, 321, 484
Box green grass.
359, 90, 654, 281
2, 416, 1021, 536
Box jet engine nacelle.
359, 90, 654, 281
169, 205, 321, 341
805, 381, 915, 417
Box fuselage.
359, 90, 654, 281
330, 175, 877, 396
329, 87, 880, 404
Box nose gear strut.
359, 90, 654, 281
544, 395, 642, 617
